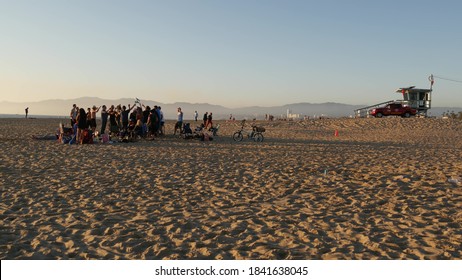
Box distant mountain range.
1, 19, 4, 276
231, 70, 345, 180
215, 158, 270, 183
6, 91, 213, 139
1, 97, 460, 120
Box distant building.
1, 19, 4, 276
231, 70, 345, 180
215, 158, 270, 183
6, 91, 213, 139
286, 109, 300, 120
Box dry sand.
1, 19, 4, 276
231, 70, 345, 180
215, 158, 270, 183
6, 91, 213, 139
0, 117, 461, 259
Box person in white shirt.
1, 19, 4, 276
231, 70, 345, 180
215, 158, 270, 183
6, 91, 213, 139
174, 107, 184, 135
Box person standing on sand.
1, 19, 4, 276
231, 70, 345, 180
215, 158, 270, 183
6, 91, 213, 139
100, 105, 108, 135
121, 104, 136, 130
203, 112, 208, 126
174, 107, 184, 135
86, 108, 91, 128
89, 105, 101, 133
70, 104, 78, 127
148, 105, 160, 137
148, 106, 159, 137
76, 108, 87, 143
25, 107, 29, 119
142, 105, 151, 136
116, 105, 122, 130
159, 106, 165, 135
108, 105, 119, 135
194, 111, 198, 122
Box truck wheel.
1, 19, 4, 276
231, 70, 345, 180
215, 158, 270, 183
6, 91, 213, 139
376, 112, 383, 118
404, 112, 410, 118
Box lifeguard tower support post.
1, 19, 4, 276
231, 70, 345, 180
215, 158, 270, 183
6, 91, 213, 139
354, 75, 434, 117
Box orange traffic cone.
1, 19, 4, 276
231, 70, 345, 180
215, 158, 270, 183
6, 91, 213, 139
334, 130, 339, 137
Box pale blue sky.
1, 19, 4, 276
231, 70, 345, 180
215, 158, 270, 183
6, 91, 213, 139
1, 0, 461, 107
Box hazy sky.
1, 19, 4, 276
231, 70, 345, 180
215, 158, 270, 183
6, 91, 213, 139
1, 0, 461, 108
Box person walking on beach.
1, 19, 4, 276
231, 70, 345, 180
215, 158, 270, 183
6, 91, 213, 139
205, 112, 213, 130
194, 111, 198, 122
174, 107, 184, 135
25, 107, 29, 119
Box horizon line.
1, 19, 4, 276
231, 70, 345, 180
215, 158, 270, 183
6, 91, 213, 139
1, 97, 365, 109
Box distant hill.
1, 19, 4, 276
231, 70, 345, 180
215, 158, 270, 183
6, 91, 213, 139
0, 97, 460, 120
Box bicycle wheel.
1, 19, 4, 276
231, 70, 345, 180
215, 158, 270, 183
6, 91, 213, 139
233, 131, 243, 141
253, 132, 264, 142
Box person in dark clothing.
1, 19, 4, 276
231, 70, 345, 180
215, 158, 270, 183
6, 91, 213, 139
76, 108, 87, 144
203, 112, 208, 126
148, 106, 159, 137
121, 104, 136, 130
142, 106, 151, 123
108, 105, 119, 135
142, 106, 151, 136
100, 105, 108, 135
25, 107, 29, 119
205, 112, 213, 130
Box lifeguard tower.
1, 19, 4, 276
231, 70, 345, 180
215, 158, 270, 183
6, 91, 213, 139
354, 75, 434, 117
397, 86, 432, 115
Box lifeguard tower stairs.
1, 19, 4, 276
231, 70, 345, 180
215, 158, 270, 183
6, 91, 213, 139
354, 100, 396, 118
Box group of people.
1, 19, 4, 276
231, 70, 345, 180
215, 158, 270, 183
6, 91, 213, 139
69, 104, 101, 143
202, 111, 214, 130
69, 103, 166, 144
69, 103, 214, 144
192, 110, 213, 129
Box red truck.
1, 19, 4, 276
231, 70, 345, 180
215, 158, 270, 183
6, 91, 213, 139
370, 103, 417, 118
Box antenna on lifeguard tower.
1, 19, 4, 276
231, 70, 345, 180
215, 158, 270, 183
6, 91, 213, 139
429, 74, 434, 90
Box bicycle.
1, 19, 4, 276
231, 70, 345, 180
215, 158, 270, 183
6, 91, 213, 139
232, 120, 265, 142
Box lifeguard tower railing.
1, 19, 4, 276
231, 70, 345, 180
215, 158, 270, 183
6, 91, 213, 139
354, 100, 395, 118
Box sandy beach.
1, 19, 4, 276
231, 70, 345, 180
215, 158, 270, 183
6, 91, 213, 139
0, 117, 461, 259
